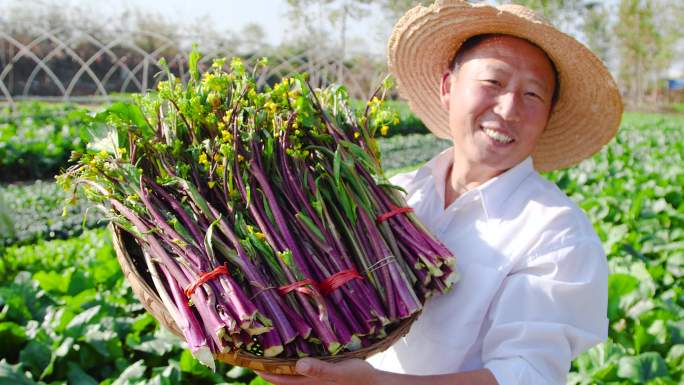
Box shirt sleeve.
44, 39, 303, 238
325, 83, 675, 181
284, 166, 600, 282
482, 238, 609, 385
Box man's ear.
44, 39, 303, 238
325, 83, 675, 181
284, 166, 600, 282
440, 71, 452, 110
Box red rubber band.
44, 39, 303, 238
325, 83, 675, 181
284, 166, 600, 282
376, 204, 413, 224
277, 278, 317, 296
318, 269, 363, 296
184, 264, 230, 298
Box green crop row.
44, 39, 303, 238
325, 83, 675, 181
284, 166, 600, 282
0, 102, 100, 182
0, 180, 103, 246
552, 113, 684, 385
0, 228, 264, 385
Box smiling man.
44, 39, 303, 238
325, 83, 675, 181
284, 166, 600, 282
257, 1, 623, 384
439, 34, 558, 207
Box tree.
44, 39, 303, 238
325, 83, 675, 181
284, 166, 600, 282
582, 2, 612, 65
613, 0, 676, 106
285, 0, 374, 82
376, 0, 432, 21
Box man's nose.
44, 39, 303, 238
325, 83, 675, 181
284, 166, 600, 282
493, 91, 522, 122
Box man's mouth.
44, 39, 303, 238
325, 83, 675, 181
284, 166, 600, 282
482, 127, 514, 144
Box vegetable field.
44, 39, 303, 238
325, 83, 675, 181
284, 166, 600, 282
1, 103, 682, 384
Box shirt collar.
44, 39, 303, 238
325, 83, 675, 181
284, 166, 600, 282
422, 148, 535, 219
477, 156, 535, 219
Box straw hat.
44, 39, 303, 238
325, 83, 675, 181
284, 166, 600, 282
387, 0, 623, 172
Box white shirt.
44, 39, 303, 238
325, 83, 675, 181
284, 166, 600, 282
367, 148, 609, 385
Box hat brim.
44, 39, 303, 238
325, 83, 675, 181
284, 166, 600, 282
387, 0, 623, 172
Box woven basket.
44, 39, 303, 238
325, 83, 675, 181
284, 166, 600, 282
110, 223, 418, 375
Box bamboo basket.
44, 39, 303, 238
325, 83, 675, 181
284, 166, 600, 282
110, 223, 419, 375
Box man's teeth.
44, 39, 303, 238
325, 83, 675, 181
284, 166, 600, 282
483, 128, 513, 144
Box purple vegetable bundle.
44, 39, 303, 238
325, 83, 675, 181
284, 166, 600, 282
59, 52, 458, 369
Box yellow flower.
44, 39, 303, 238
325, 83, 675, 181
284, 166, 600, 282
367, 96, 381, 106
117, 147, 127, 154
380, 125, 389, 136
255, 232, 266, 241
392, 116, 400, 125
354, 131, 361, 139
198, 152, 208, 165
208, 181, 216, 189
265, 101, 278, 113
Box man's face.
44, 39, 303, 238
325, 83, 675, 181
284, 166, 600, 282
440, 35, 556, 173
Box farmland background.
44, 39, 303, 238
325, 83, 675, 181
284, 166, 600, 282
1, 1, 683, 384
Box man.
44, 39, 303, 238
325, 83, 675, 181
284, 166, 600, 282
257, 1, 622, 384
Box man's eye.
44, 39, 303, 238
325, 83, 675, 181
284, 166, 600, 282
525, 91, 543, 101
484, 79, 501, 86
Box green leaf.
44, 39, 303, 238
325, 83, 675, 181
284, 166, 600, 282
86, 127, 119, 155
66, 269, 93, 296
665, 344, 684, 371
0, 360, 39, 385
65, 305, 101, 334
82, 325, 122, 359
618, 352, 669, 382
189, 46, 202, 84
608, 273, 639, 319
126, 327, 179, 355
333, 146, 342, 186
147, 360, 181, 385
634, 323, 652, 354
249, 377, 274, 385
33, 270, 70, 294
178, 349, 222, 381
573, 339, 624, 381
204, 215, 222, 262
225, 366, 251, 379
53, 336, 74, 358
296, 212, 325, 241
66, 362, 97, 385
18, 341, 51, 380
111, 360, 146, 385
0, 322, 27, 359
112, 102, 149, 130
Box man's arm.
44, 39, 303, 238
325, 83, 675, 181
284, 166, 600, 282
256, 357, 499, 385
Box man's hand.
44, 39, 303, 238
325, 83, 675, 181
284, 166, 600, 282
255, 357, 381, 385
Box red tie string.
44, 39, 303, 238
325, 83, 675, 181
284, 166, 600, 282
184, 264, 230, 298
376, 204, 414, 224
318, 268, 364, 296
278, 278, 318, 296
